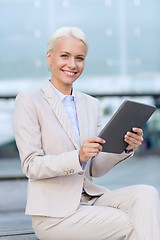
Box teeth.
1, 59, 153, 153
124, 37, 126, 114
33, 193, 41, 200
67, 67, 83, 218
64, 71, 75, 76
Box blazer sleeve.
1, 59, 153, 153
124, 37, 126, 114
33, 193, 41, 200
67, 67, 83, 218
90, 101, 133, 178
13, 92, 83, 180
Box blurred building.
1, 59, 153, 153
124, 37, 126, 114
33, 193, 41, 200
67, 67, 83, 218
0, 0, 160, 153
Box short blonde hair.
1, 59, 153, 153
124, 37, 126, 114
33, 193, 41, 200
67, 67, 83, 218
47, 26, 88, 52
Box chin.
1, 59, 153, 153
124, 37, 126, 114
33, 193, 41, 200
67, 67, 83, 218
64, 77, 79, 84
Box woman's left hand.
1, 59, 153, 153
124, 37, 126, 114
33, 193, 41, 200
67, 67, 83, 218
124, 127, 143, 151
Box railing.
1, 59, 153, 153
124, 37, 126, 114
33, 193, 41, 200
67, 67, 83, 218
0, 95, 16, 99
1, 92, 160, 101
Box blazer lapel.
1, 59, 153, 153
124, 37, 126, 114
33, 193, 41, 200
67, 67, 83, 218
75, 91, 89, 146
41, 81, 79, 149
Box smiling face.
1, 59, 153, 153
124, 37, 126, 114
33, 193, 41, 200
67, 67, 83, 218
47, 36, 87, 95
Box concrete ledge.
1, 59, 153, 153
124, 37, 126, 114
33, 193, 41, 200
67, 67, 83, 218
0, 234, 38, 239
0, 212, 38, 240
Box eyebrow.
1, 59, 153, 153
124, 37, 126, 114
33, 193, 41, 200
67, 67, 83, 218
60, 51, 85, 57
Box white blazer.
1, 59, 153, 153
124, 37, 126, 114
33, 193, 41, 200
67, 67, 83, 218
13, 81, 132, 217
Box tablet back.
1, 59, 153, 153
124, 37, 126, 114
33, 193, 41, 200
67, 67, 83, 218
98, 100, 156, 154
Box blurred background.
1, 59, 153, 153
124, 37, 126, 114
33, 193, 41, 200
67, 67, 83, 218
0, 2, 160, 233
0, 0, 160, 157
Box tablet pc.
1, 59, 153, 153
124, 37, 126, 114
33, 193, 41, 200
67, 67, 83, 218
98, 100, 156, 154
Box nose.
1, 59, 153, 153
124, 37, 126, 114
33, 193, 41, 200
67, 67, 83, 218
68, 57, 76, 69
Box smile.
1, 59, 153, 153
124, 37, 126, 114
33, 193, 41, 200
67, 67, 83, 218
62, 70, 77, 76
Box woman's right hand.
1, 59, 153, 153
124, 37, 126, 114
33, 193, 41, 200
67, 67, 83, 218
79, 137, 105, 163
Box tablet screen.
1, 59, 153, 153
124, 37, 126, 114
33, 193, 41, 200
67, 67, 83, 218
98, 100, 156, 154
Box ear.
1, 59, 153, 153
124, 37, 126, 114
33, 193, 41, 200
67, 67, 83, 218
46, 51, 52, 65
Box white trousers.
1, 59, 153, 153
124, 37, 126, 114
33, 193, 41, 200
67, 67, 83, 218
32, 185, 160, 240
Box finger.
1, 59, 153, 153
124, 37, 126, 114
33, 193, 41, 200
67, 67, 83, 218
86, 137, 106, 144
82, 144, 102, 154
125, 132, 143, 142
126, 145, 133, 151
82, 142, 103, 151
126, 142, 141, 150
125, 134, 143, 145
125, 136, 142, 149
132, 127, 143, 136
126, 138, 142, 147
89, 148, 102, 154
88, 142, 103, 150
85, 145, 103, 154
82, 149, 101, 160
125, 132, 143, 143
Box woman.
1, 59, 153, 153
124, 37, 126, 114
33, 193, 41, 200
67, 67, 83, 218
13, 27, 160, 240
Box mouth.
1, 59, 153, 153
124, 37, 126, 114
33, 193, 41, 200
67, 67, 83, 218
62, 70, 77, 77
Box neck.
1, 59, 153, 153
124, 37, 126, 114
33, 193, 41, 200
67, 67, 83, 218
50, 80, 72, 95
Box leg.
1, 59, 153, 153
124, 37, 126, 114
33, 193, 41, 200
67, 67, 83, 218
32, 205, 135, 240
94, 184, 160, 240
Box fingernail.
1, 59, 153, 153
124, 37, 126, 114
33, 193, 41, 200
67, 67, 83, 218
103, 139, 106, 143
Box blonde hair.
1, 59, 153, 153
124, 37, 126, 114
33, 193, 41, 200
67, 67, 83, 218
47, 26, 88, 52
47, 27, 88, 71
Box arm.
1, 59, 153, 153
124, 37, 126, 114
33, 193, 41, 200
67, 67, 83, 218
13, 92, 83, 180
90, 151, 133, 177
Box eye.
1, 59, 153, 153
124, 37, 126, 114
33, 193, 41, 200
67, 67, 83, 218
76, 56, 85, 61
61, 54, 68, 58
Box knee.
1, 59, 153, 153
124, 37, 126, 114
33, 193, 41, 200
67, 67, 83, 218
133, 184, 159, 202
